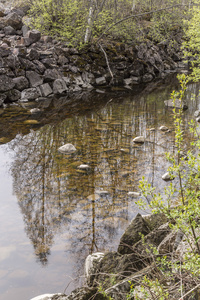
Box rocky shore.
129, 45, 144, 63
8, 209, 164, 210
31, 212, 195, 300
0, 5, 188, 107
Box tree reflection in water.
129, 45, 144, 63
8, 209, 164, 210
8, 80, 198, 268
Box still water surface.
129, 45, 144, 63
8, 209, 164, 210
0, 77, 200, 300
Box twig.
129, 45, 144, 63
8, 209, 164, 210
178, 282, 200, 300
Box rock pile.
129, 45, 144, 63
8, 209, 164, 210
0, 6, 187, 107
32, 212, 198, 300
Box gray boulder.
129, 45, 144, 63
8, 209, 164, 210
13, 76, 29, 91
0, 75, 15, 91
118, 213, 150, 255
25, 29, 41, 44
95, 76, 106, 85
4, 12, 23, 30
38, 83, 53, 97
5, 89, 21, 101
53, 79, 67, 94
44, 69, 61, 82
4, 25, 16, 35
26, 71, 43, 87
0, 93, 7, 106
21, 88, 40, 100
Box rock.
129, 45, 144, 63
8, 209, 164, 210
38, 83, 53, 97
4, 12, 23, 30
162, 172, 174, 181
124, 76, 140, 86
0, 93, 7, 106
21, 88, 40, 100
30, 108, 41, 114
22, 24, 29, 36
25, 29, 41, 44
44, 69, 61, 82
13, 76, 29, 90
0, 44, 11, 57
27, 49, 40, 61
58, 143, 77, 154
85, 252, 105, 279
132, 136, 145, 143
30, 294, 61, 300
142, 73, 153, 83
0, 75, 15, 91
13, 47, 27, 58
118, 213, 150, 255
164, 99, 188, 110
4, 25, 16, 35
159, 125, 169, 131
95, 76, 106, 85
26, 71, 43, 87
53, 79, 67, 94
5, 89, 21, 101
62, 287, 102, 300
127, 191, 140, 197
77, 164, 91, 170
196, 116, 200, 123
158, 230, 184, 255
194, 110, 200, 118
143, 213, 168, 231
105, 266, 153, 300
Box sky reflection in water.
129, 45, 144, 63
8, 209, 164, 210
0, 78, 200, 300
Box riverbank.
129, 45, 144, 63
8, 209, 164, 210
0, 4, 188, 107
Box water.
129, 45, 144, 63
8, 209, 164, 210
0, 76, 199, 300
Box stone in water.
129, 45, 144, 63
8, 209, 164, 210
58, 143, 76, 154
133, 136, 145, 143
159, 126, 169, 132
162, 172, 174, 181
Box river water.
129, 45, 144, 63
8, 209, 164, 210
0, 76, 199, 300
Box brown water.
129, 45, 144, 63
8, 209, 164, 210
0, 77, 199, 300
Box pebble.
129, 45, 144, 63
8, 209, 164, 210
58, 143, 76, 154
159, 125, 169, 131
132, 136, 145, 143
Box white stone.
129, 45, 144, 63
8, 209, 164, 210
133, 136, 145, 143
77, 164, 90, 170
194, 110, 200, 118
159, 125, 169, 131
85, 252, 104, 278
95, 76, 106, 85
127, 192, 140, 197
58, 143, 76, 154
162, 172, 174, 181
30, 108, 41, 114
30, 294, 61, 300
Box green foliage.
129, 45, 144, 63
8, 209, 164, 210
134, 73, 200, 299
27, 0, 191, 46
183, 0, 200, 81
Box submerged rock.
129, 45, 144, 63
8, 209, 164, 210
162, 172, 174, 181
127, 191, 140, 197
77, 164, 90, 170
159, 125, 169, 131
164, 99, 188, 110
58, 143, 77, 154
132, 136, 145, 143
